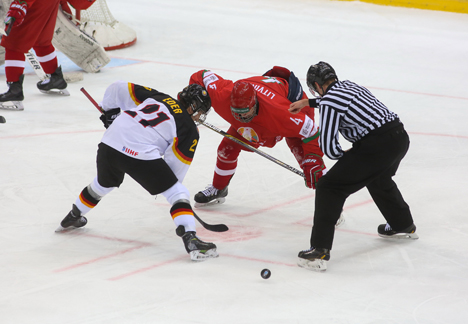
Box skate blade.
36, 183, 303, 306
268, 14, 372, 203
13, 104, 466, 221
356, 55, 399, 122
194, 197, 226, 208
379, 232, 419, 240
39, 89, 70, 96
55, 225, 68, 232
297, 258, 327, 271
190, 249, 219, 261
55, 225, 85, 233
0, 101, 24, 111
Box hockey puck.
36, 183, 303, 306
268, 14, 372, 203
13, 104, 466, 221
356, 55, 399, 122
0, 116, 5, 123
261, 269, 271, 279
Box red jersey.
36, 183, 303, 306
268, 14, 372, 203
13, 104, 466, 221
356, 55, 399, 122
1, 0, 83, 53
189, 70, 322, 158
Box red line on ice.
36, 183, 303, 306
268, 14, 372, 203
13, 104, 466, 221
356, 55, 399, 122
108, 256, 187, 281
200, 194, 314, 218
53, 233, 153, 273
109, 55, 468, 101
53, 245, 148, 273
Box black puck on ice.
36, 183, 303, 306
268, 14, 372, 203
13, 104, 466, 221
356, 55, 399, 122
261, 269, 271, 279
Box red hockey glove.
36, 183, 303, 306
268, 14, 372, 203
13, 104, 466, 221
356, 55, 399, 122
301, 154, 327, 189
5, 0, 28, 28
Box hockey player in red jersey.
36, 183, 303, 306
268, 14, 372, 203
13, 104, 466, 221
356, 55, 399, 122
0, 0, 95, 111
190, 66, 327, 206
55, 81, 219, 261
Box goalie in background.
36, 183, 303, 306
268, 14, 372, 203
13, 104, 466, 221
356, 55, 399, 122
189, 67, 326, 207
56, 81, 219, 261
0, 0, 95, 111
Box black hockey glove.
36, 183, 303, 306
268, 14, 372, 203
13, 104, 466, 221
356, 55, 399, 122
100, 108, 121, 128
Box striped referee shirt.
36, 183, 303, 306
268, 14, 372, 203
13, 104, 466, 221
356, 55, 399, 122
318, 80, 399, 160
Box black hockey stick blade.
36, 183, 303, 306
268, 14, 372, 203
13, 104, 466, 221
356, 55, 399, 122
194, 211, 229, 232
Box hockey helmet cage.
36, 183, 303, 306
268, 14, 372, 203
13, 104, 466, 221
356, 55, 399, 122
230, 81, 258, 123
178, 84, 212, 124
306, 61, 337, 95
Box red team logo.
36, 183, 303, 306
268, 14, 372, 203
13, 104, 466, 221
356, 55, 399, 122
237, 127, 260, 143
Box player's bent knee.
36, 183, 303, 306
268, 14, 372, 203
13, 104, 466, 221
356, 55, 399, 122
90, 177, 116, 197
161, 182, 190, 205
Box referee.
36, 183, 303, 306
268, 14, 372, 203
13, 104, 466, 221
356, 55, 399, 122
289, 61, 418, 271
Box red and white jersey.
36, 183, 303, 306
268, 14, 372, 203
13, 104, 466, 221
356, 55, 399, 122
189, 70, 322, 157
100, 81, 199, 182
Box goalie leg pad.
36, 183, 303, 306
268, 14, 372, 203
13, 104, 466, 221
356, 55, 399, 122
52, 9, 110, 73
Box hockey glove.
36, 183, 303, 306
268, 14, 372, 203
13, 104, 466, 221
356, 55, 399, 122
301, 154, 327, 189
100, 108, 120, 128
5, 1, 28, 28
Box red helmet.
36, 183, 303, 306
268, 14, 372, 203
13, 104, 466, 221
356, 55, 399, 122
230, 81, 257, 123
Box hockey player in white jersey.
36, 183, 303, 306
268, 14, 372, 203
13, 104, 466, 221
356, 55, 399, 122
56, 81, 218, 261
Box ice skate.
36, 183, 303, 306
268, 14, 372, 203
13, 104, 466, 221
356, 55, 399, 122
177, 226, 218, 261
55, 204, 88, 232
194, 185, 228, 207
297, 247, 330, 271
378, 223, 418, 239
0, 75, 24, 111
37, 66, 70, 96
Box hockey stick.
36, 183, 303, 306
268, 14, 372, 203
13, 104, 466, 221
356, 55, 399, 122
80, 87, 103, 113
5, 22, 13, 36
200, 121, 305, 178
24, 50, 83, 83
79, 87, 229, 233
193, 211, 228, 232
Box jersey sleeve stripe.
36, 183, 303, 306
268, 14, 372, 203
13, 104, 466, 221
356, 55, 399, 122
302, 130, 320, 143
172, 137, 193, 165
128, 83, 142, 105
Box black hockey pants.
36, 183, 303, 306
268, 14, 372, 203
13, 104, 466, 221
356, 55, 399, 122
310, 120, 414, 249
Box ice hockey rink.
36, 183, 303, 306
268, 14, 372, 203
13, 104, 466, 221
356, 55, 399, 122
1, 0, 467, 323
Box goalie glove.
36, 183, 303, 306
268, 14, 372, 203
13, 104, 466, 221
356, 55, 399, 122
5, 1, 28, 28
100, 108, 120, 129
301, 154, 327, 189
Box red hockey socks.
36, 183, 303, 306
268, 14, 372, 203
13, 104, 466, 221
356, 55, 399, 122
4, 49, 25, 82
212, 139, 241, 189
33, 45, 58, 74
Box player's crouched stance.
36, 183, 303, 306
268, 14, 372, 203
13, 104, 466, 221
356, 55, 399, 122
55, 81, 218, 261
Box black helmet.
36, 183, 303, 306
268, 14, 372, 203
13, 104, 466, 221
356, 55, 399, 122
306, 61, 337, 94
178, 84, 212, 124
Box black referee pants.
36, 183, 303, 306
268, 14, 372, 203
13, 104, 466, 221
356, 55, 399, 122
311, 122, 414, 249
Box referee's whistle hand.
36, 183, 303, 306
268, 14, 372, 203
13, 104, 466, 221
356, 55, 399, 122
289, 99, 308, 114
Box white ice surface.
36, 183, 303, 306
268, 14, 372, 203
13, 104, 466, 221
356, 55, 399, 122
0, 0, 467, 323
